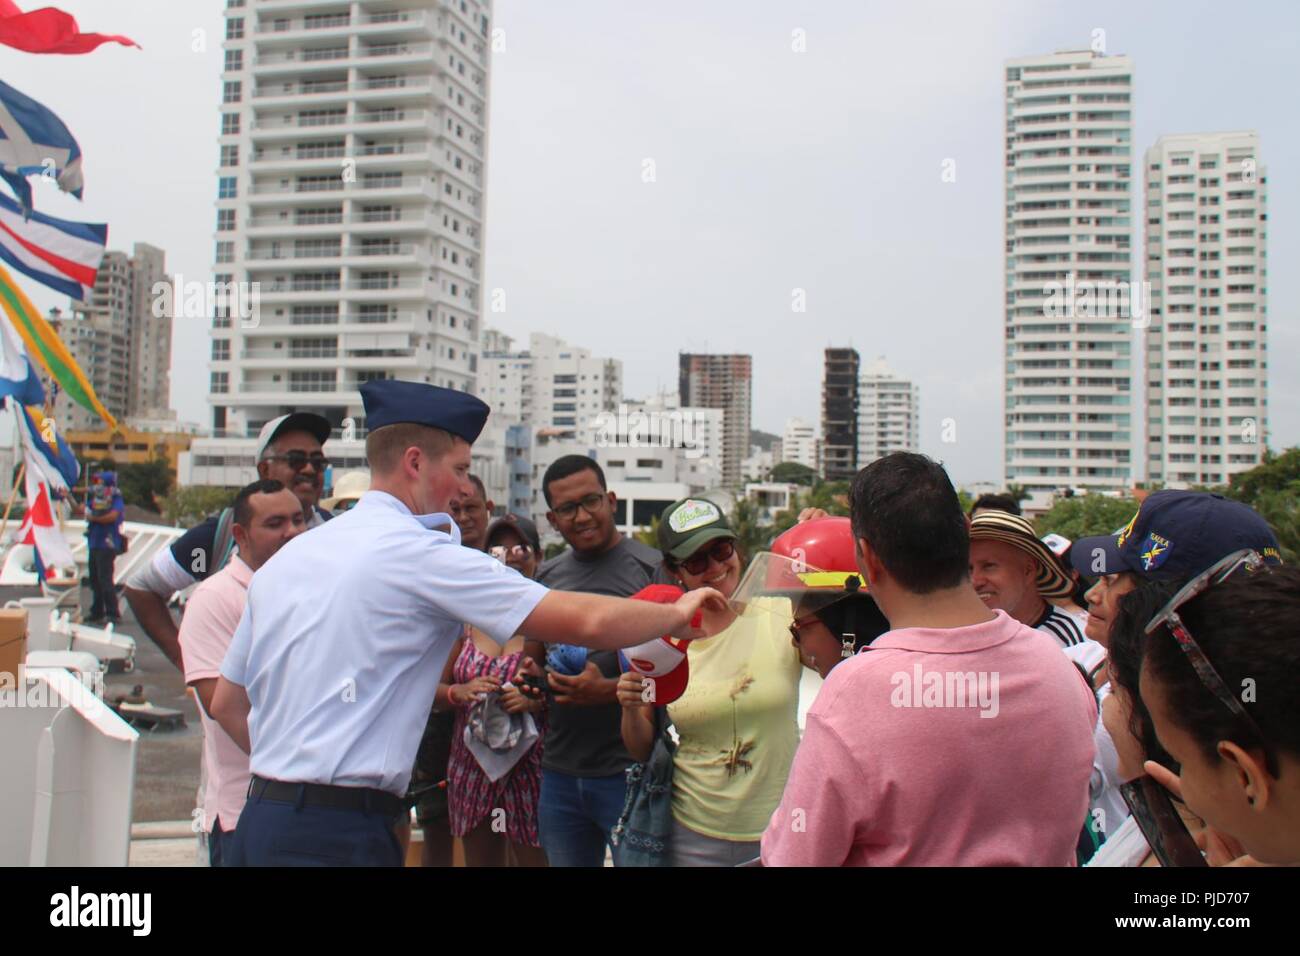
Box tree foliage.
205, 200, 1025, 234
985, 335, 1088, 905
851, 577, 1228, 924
767, 480, 852, 542
1033, 494, 1139, 541
1219, 448, 1300, 561
161, 485, 238, 529
86, 456, 175, 512
768, 461, 818, 486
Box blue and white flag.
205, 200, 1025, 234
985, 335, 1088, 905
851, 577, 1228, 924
0, 78, 84, 213
12, 398, 78, 492
0, 304, 42, 405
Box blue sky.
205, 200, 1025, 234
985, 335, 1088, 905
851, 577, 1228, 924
7, 0, 1297, 486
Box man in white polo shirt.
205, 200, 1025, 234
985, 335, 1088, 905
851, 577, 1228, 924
179, 479, 307, 866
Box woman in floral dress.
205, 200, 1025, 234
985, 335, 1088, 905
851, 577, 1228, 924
438, 515, 548, 866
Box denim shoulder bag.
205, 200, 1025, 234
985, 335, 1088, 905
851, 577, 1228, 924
610, 706, 676, 866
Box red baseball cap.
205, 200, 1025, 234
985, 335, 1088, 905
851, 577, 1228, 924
619, 584, 692, 705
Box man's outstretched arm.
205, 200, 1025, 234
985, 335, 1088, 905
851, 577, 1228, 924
519, 587, 727, 650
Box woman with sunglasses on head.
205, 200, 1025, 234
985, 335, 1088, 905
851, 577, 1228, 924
1068, 491, 1285, 864
1140, 561, 1300, 866
615, 498, 804, 867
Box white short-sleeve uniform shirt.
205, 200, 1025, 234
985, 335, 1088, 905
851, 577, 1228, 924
221, 490, 548, 795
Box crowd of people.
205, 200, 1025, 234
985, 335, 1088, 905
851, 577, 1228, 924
119, 384, 1298, 867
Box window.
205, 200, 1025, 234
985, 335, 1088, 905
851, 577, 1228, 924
226, 17, 244, 40
291, 304, 339, 325
289, 371, 336, 393
221, 113, 240, 135
223, 81, 242, 104
212, 340, 230, 361
220, 144, 239, 167
210, 371, 229, 393
362, 171, 401, 189
216, 209, 236, 231
218, 176, 238, 199
224, 49, 243, 71
214, 240, 234, 263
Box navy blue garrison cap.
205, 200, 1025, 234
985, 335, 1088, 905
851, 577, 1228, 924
360, 379, 490, 443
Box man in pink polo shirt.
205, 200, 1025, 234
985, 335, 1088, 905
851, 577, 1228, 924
180, 479, 307, 865
762, 453, 1096, 866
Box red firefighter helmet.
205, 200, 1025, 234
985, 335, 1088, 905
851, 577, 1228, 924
770, 517, 859, 588
731, 517, 865, 618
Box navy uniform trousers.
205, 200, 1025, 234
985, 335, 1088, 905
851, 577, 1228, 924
228, 786, 405, 867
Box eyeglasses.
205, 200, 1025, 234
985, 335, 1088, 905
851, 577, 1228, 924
1144, 548, 1274, 772
679, 539, 736, 576
264, 451, 329, 472
552, 493, 606, 521
788, 616, 818, 646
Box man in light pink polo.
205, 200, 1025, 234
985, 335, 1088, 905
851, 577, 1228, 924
180, 479, 307, 866
762, 453, 1096, 867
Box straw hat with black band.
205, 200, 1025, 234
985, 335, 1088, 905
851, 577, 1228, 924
969, 511, 1075, 600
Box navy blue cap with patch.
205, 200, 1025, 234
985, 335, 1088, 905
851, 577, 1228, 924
360, 379, 490, 443
1068, 490, 1282, 580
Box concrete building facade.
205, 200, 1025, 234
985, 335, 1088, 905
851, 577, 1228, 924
1004, 49, 1135, 505
1144, 131, 1269, 488
190, 0, 495, 483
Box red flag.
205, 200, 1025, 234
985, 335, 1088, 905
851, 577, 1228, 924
0, 2, 138, 55
15, 468, 75, 579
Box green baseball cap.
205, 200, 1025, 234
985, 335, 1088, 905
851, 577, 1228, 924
657, 498, 734, 560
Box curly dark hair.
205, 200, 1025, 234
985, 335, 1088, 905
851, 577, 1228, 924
1108, 577, 1181, 772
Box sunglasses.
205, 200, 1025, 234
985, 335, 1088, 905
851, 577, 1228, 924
552, 492, 606, 521
1144, 548, 1275, 774
489, 543, 533, 562
679, 539, 736, 576
264, 450, 329, 472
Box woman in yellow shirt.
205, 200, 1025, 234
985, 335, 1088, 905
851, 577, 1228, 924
617, 498, 803, 866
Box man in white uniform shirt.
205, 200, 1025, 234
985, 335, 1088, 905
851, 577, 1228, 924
211, 380, 724, 866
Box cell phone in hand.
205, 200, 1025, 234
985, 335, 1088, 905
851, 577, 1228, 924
1119, 776, 1207, 868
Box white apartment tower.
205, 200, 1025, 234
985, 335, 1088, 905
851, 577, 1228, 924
1004, 50, 1135, 503
857, 356, 919, 466
477, 332, 622, 432
781, 417, 819, 471
197, 0, 492, 479
1145, 132, 1269, 488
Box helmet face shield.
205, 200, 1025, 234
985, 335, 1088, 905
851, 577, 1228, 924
729, 552, 865, 622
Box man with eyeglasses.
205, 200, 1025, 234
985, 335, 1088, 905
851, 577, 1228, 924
124, 412, 335, 671
533, 454, 673, 867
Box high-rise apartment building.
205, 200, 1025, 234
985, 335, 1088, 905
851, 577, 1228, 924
1004, 50, 1135, 503
48, 306, 128, 432
821, 347, 859, 481
53, 242, 176, 431
678, 353, 751, 488
126, 243, 175, 420
781, 417, 819, 471
477, 331, 622, 517
191, 0, 493, 483
478, 331, 621, 432
857, 356, 919, 466
1145, 132, 1269, 488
